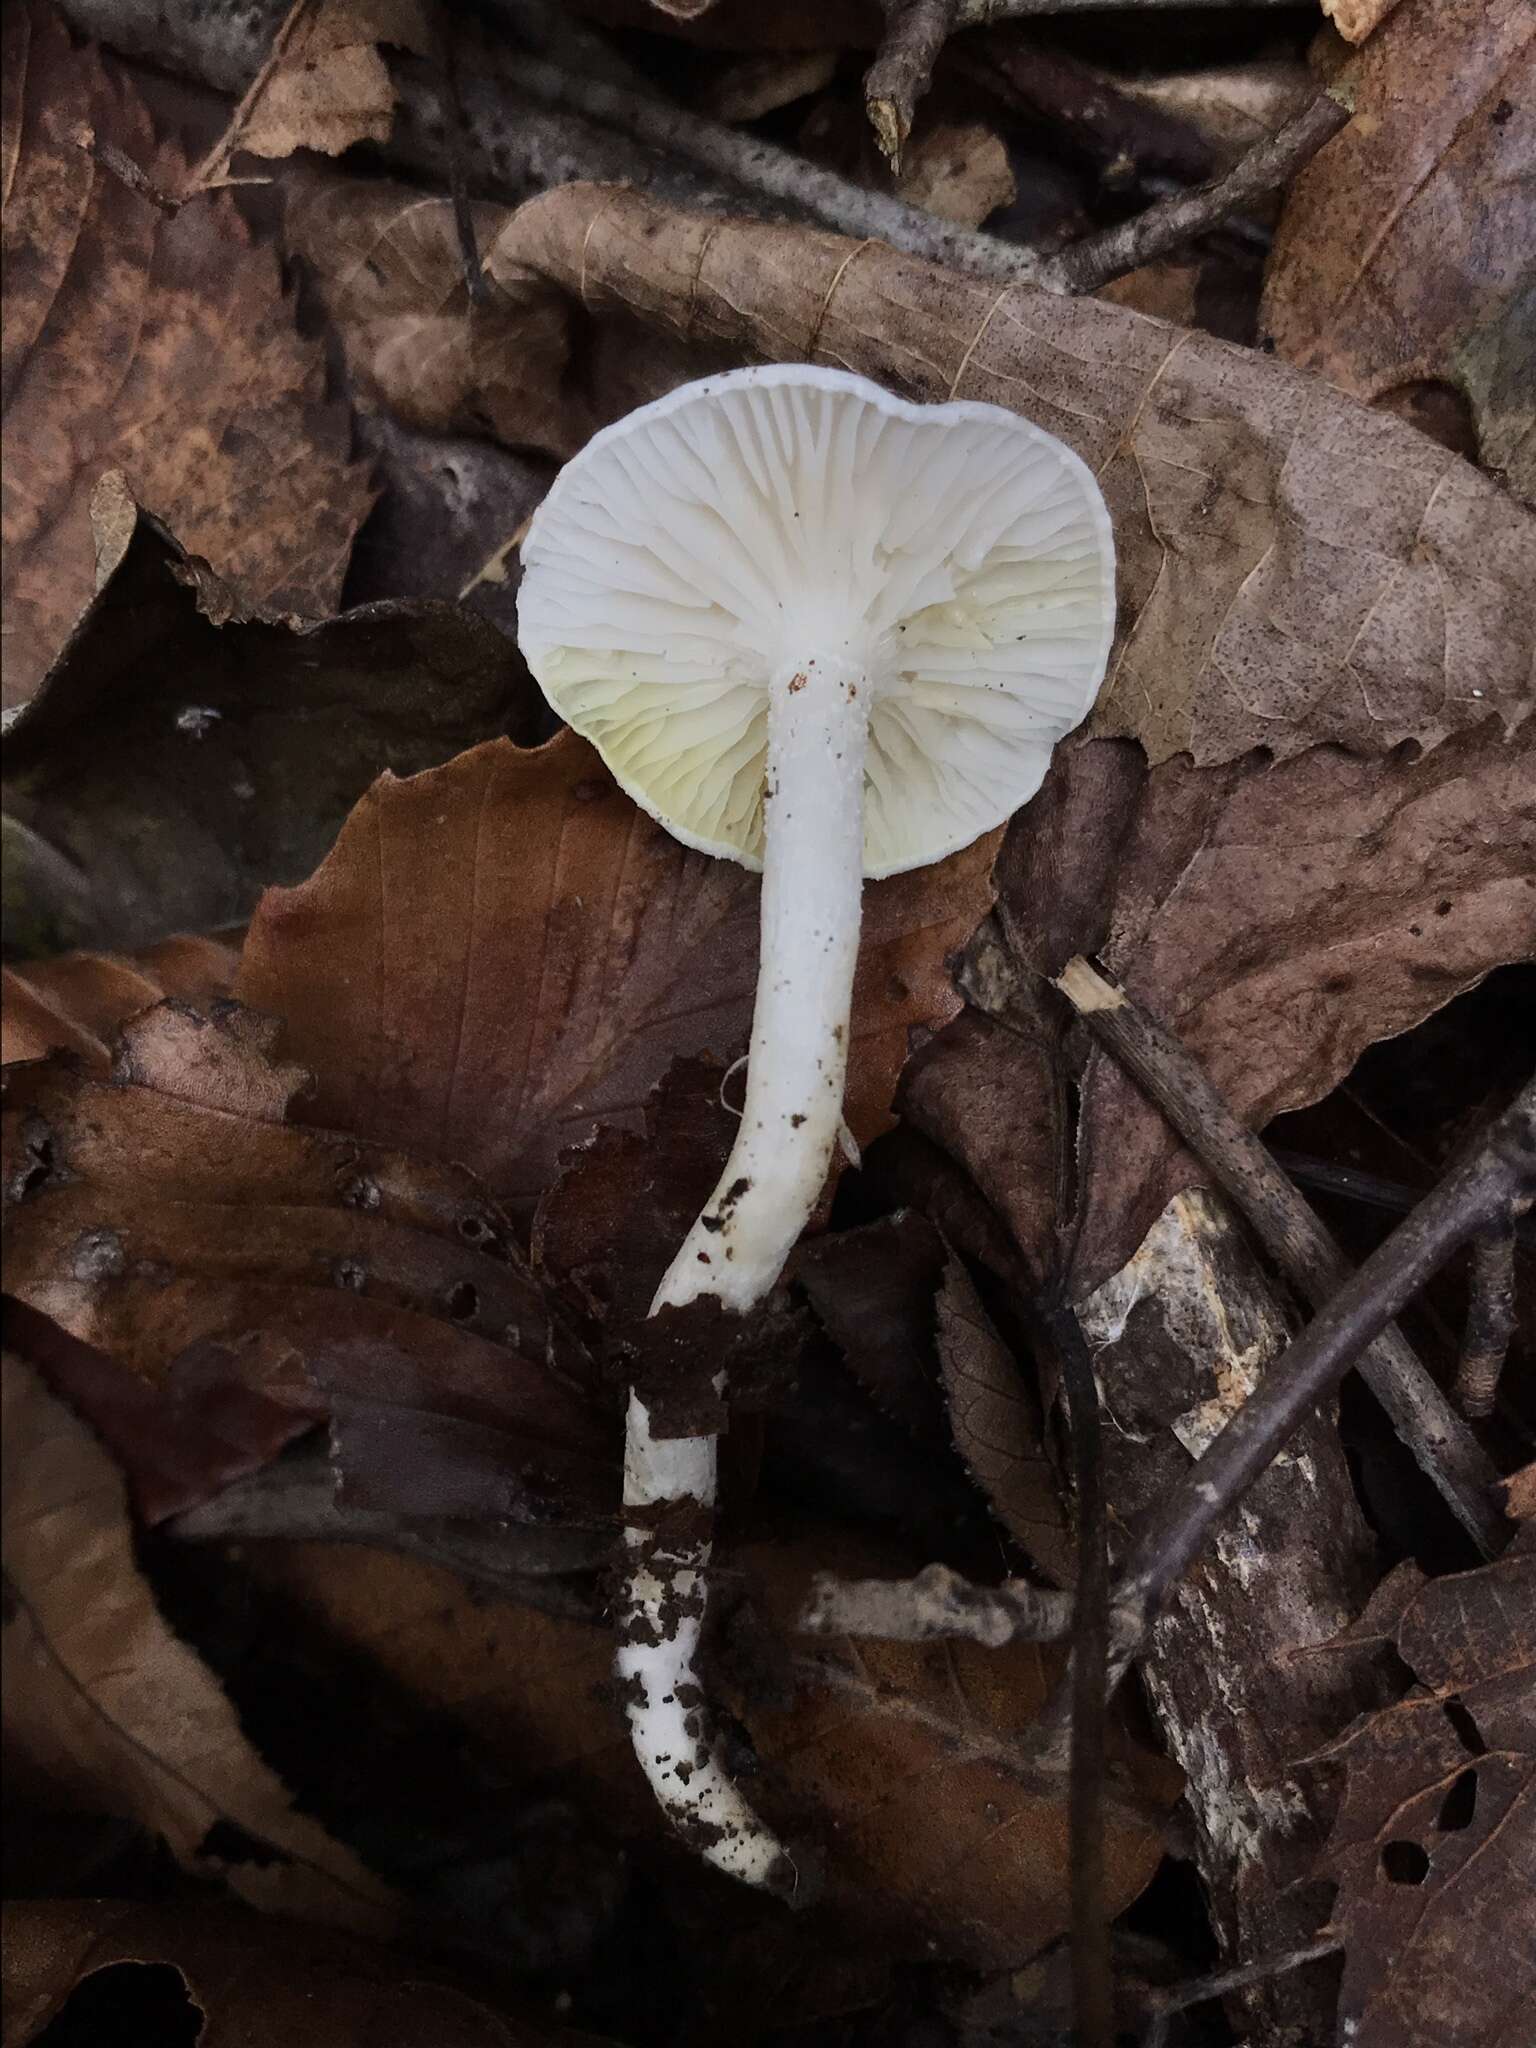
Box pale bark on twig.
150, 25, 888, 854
800, 1561, 1072, 1645
57, 0, 1048, 281
1055, 955, 1506, 1556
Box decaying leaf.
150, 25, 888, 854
0, 5, 374, 707
293, 175, 1535, 766
793, 1211, 950, 1446
3, 485, 527, 953
214, 0, 433, 167
1315, 1508, 1536, 2046
934, 1255, 1074, 1586
2, 1898, 591, 2047
1263, 0, 1536, 503
237, 1527, 1179, 1966
1321, 0, 1406, 44
2, 1001, 616, 1525
1, 1353, 401, 1933
1, 931, 238, 1069
237, 731, 998, 1220
957, 718, 1536, 1294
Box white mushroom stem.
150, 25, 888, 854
616, 654, 871, 1890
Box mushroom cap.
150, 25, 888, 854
518, 364, 1115, 880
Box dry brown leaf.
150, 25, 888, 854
291, 175, 1535, 766
236, 732, 997, 1220
2, 1899, 593, 2048
947, 718, 1536, 1294
793, 1212, 950, 1446
1263, 0, 1536, 503
2, 1002, 616, 1525
0, 1353, 401, 1933
897, 122, 1016, 229
1314, 1513, 1535, 2046
1, 932, 238, 1069
0, 7, 373, 708
1323, 0, 1407, 45
1064, 719, 1536, 1289
935, 1255, 1074, 1586
223, 0, 433, 165
3, 486, 526, 953
238, 1528, 1177, 1966
282, 170, 730, 465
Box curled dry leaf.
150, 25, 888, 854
1262, 0, 1536, 503
236, 731, 998, 1220
296, 175, 1534, 766
0, 5, 374, 708
1, 931, 238, 1069
2, 1001, 616, 1525
953, 717, 1536, 1294
3, 486, 527, 954
1, 1354, 400, 1933
237, 1528, 1178, 1966
1314, 1507, 1536, 2046
2, 1899, 595, 2048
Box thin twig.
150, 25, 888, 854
1104, 1075, 1535, 1695
1042, 1298, 1112, 2048
1454, 1218, 1518, 1418
800, 1562, 1073, 1645
865, 0, 958, 169
1043, 88, 1350, 293
183, 0, 312, 198
1055, 957, 1506, 1558
434, 2, 488, 303
1141, 1937, 1342, 2047
505, 49, 1047, 284
956, 0, 1298, 19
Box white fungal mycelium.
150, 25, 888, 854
518, 364, 1115, 1888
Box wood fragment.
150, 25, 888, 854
1055, 956, 1506, 1557
1112, 1075, 1534, 1685
800, 1562, 1073, 1645
864, 0, 958, 169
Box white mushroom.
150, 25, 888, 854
518, 363, 1116, 1889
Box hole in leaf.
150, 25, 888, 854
1444, 1698, 1486, 1755
446, 1280, 479, 1321
1436, 1768, 1478, 1831
458, 1214, 491, 1245
1381, 1840, 1431, 1885
32, 1962, 203, 2048
197, 1818, 288, 1868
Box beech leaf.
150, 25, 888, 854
1, 1898, 595, 2047
2, 1002, 616, 1525
0, 1353, 401, 1934
2, 487, 528, 953
1314, 1505, 1536, 2046
287, 175, 1535, 767
1263, 0, 1536, 504
238, 1529, 1179, 1967
0, 5, 374, 708
236, 731, 998, 1221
